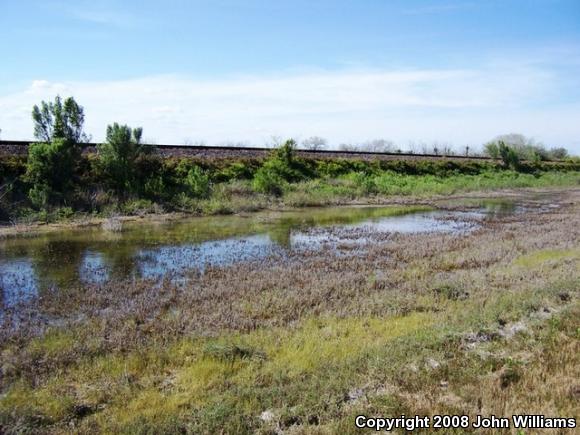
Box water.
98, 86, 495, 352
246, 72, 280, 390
0, 202, 513, 307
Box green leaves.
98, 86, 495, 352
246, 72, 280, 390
26, 96, 88, 209
25, 138, 80, 207
252, 164, 287, 196
498, 141, 521, 170
32, 96, 88, 144
184, 166, 210, 198
97, 123, 145, 196
251, 139, 312, 196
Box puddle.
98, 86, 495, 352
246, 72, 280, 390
0, 202, 516, 307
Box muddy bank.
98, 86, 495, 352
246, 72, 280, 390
0, 187, 572, 240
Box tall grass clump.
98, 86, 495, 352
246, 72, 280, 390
252, 139, 307, 196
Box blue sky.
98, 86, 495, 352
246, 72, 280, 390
1, 0, 580, 152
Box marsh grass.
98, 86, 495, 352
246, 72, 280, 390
4, 158, 580, 225
162, 170, 580, 218
0, 189, 579, 433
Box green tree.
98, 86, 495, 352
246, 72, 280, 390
32, 95, 88, 143
485, 133, 555, 161
25, 138, 79, 207
484, 142, 500, 159
97, 123, 146, 196
25, 96, 88, 208
498, 141, 520, 169
274, 138, 297, 166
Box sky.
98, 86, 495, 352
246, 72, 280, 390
1, 0, 579, 152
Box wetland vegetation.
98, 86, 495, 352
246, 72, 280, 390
1, 97, 579, 228
0, 97, 579, 434
2, 136, 579, 228
0, 188, 578, 433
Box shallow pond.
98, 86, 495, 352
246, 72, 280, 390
0, 200, 516, 307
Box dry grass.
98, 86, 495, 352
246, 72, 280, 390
0, 189, 579, 433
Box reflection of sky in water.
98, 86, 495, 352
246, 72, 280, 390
132, 212, 474, 278
0, 259, 38, 307
0, 207, 487, 307
291, 212, 472, 249
79, 251, 110, 285
135, 234, 279, 279
350, 211, 471, 233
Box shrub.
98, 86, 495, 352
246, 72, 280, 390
143, 175, 166, 200
134, 154, 165, 198
0, 182, 13, 222
184, 166, 211, 198
252, 139, 306, 195
252, 165, 286, 195
56, 206, 74, 220
214, 180, 255, 198
97, 123, 146, 196
316, 159, 353, 177
498, 142, 520, 170
214, 161, 255, 181
121, 199, 160, 215
24, 138, 81, 208
172, 192, 200, 212
347, 172, 377, 194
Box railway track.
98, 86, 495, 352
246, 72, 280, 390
0, 140, 491, 161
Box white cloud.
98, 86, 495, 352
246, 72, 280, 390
0, 65, 579, 152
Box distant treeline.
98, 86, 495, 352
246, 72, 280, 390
0, 96, 578, 223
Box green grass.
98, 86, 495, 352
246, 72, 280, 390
513, 247, 580, 267
194, 170, 580, 214
2, 146, 580, 224
2, 285, 577, 433
278, 170, 580, 208
1, 313, 432, 427
1, 189, 579, 433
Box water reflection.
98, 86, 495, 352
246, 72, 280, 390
0, 259, 38, 305
437, 197, 524, 217
135, 234, 279, 279
0, 204, 495, 307
352, 210, 473, 232
79, 251, 110, 285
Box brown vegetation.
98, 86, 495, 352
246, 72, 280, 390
0, 189, 578, 433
